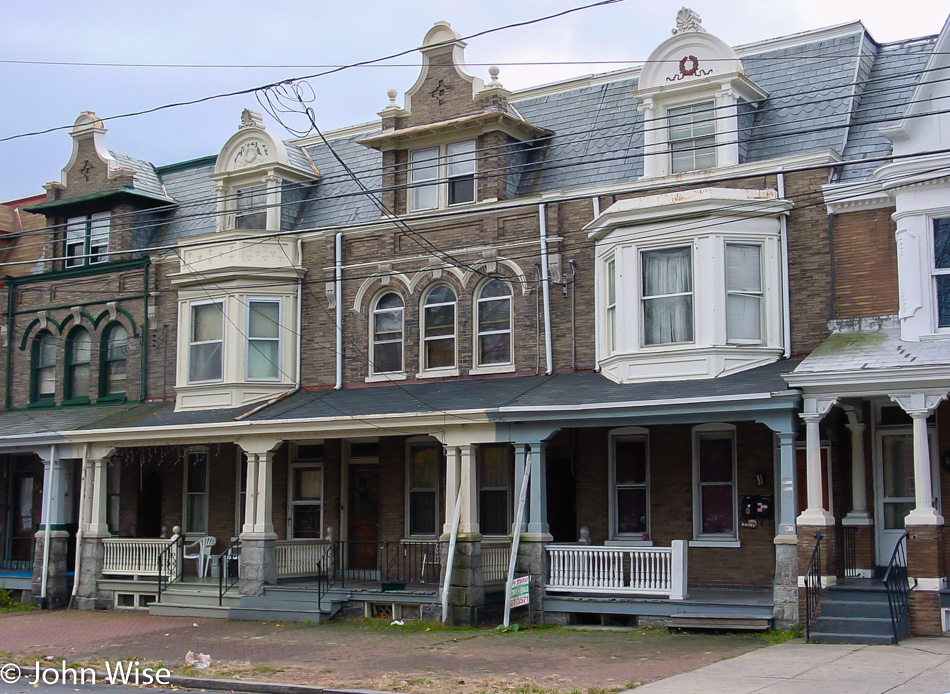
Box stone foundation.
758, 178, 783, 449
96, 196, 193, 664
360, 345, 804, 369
239, 537, 276, 596
772, 536, 798, 628
515, 540, 547, 624
31, 530, 70, 608
444, 539, 484, 626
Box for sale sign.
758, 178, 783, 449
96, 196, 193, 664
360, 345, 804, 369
509, 575, 530, 609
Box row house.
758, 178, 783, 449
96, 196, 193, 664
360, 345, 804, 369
1, 8, 949, 640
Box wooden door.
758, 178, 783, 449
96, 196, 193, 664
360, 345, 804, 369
348, 464, 378, 570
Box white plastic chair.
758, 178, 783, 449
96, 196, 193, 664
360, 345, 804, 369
182, 536, 216, 578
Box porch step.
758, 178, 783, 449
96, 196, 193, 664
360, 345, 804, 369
812, 581, 906, 645
229, 603, 340, 623
148, 602, 231, 619
156, 587, 242, 608
665, 616, 772, 631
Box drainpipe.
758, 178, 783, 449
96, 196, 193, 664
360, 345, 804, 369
40, 444, 57, 607
296, 238, 303, 391
5, 277, 15, 410
140, 260, 150, 402
68, 445, 89, 609
334, 232, 343, 390
777, 172, 791, 359
538, 204, 553, 375
591, 197, 602, 373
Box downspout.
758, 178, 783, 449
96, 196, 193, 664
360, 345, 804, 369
296, 238, 303, 392
68, 445, 89, 609
777, 172, 791, 359
5, 277, 14, 410
140, 260, 150, 402
40, 444, 56, 607
334, 232, 343, 390
591, 197, 602, 373
538, 204, 553, 375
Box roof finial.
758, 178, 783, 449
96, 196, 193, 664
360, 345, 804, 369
386, 88, 398, 105
673, 7, 704, 34
239, 108, 265, 130
488, 66, 501, 85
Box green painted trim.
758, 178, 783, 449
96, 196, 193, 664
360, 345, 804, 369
57, 311, 97, 334
154, 154, 217, 175
6, 256, 149, 286
37, 524, 67, 531
19, 319, 62, 351
61, 397, 90, 407
27, 400, 55, 409
24, 186, 177, 213
14, 295, 147, 319
96, 393, 127, 404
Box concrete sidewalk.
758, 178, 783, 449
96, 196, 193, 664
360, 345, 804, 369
628, 638, 950, 694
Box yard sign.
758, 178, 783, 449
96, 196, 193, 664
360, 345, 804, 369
509, 575, 530, 609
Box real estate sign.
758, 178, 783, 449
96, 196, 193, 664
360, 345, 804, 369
509, 575, 530, 609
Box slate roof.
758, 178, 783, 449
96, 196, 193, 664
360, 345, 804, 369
109, 151, 166, 197
0, 403, 142, 439
789, 318, 950, 375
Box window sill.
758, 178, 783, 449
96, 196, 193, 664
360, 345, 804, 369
469, 364, 516, 376
689, 539, 741, 549
918, 332, 950, 342
365, 372, 407, 384
605, 539, 653, 547
97, 393, 127, 403
61, 397, 90, 406
28, 400, 55, 409
415, 368, 460, 380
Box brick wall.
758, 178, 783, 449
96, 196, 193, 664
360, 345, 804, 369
831, 208, 899, 319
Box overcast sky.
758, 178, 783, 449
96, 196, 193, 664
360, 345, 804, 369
1, 0, 947, 201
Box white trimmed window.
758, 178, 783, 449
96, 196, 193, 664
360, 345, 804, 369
372, 292, 404, 374
409, 140, 476, 212
642, 246, 693, 345
726, 244, 763, 343
606, 258, 618, 354
290, 461, 323, 539
407, 442, 440, 537
184, 449, 210, 535
610, 428, 650, 540
475, 279, 512, 366
693, 424, 737, 542
189, 301, 224, 383
234, 185, 267, 229
669, 102, 717, 174
246, 299, 281, 381
422, 285, 457, 371
478, 444, 512, 537
933, 218, 950, 329
65, 212, 110, 267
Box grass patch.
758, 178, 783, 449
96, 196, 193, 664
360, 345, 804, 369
0, 588, 35, 613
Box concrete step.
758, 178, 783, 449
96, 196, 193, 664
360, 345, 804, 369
148, 602, 231, 619
811, 631, 896, 645
229, 605, 338, 623
665, 616, 772, 631
816, 616, 893, 636
824, 585, 889, 602
819, 599, 891, 619
157, 589, 242, 607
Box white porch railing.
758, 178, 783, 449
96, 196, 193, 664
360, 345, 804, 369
102, 537, 179, 578
276, 539, 332, 578
546, 540, 687, 600
483, 541, 511, 584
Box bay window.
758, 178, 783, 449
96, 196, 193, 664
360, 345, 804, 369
246, 299, 281, 380
606, 258, 617, 354
933, 218, 950, 328
726, 244, 763, 343
189, 301, 224, 383
642, 247, 693, 345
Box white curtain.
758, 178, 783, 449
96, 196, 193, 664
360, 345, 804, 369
642, 247, 692, 344
725, 244, 762, 342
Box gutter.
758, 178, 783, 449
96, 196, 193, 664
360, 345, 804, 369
334, 232, 343, 390
538, 204, 553, 375
777, 171, 792, 359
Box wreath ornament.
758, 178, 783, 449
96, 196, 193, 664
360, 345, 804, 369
667, 55, 713, 81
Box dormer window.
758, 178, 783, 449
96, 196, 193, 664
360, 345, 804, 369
235, 186, 267, 230
669, 102, 716, 174
65, 212, 110, 267
409, 141, 476, 212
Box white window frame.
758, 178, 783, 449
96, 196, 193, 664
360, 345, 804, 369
405, 440, 441, 538
725, 243, 764, 344
691, 423, 739, 546
477, 443, 512, 538
931, 217, 950, 331
371, 292, 405, 375
234, 185, 268, 230
605, 257, 618, 354
608, 427, 651, 543
640, 245, 694, 347
668, 101, 717, 174
65, 212, 110, 267
188, 299, 225, 384
421, 284, 458, 375
183, 447, 210, 537
474, 278, 513, 369
245, 297, 282, 382
288, 461, 324, 540
235, 451, 247, 537
408, 140, 476, 212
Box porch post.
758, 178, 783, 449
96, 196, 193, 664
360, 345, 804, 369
889, 392, 945, 526
796, 396, 836, 526
842, 408, 870, 522
442, 442, 483, 625
458, 444, 479, 537
32, 449, 69, 608
442, 445, 460, 537
525, 442, 550, 538
511, 444, 529, 535
75, 448, 115, 610
236, 437, 282, 597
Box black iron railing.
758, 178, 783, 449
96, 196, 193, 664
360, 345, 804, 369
331, 540, 441, 588
804, 531, 823, 642
156, 535, 184, 601
835, 523, 858, 578
216, 539, 241, 606
883, 531, 916, 643
0, 536, 34, 572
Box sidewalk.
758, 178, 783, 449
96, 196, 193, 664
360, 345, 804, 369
629, 638, 950, 693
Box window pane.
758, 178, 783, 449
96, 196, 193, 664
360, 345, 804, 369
190, 342, 222, 381
192, 303, 223, 342
409, 491, 436, 535
187, 454, 208, 493
478, 297, 510, 332
70, 364, 90, 398
373, 341, 401, 373
38, 334, 56, 367
294, 468, 322, 500
410, 446, 438, 488
249, 301, 280, 339
642, 247, 692, 296
699, 436, 733, 482
480, 490, 508, 535
89, 212, 110, 262
643, 295, 693, 344
701, 485, 733, 534
70, 330, 91, 363
425, 304, 455, 336
426, 338, 455, 369
448, 177, 475, 205
37, 366, 55, 397
106, 325, 128, 360
884, 502, 915, 530
934, 218, 950, 269
882, 435, 914, 498
248, 339, 279, 379
726, 245, 761, 291
105, 360, 126, 395
292, 505, 322, 538
727, 294, 762, 341
447, 140, 475, 176
616, 488, 647, 534
377, 293, 403, 310
426, 285, 456, 305
481, 279, 510, 299
479, 333, 510, 365
410, 148, 439, 211
607, 260, 616, 304
615, 439, 646, 484
937, 275, 950, 328
411, 183, 438, 211
479, 446, 510, 487
186, 495, 207, 534
374, 309, 403, 336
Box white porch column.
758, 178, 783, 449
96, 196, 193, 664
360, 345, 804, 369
243, 452, 260, 535
235, 437, 282, 596
526, 442, 550, 538
843, 407, 871, 524
86, 456, 111, 537
890, 392, 947, 525
511, 444, 529, 535
776, 431, 798, 533
254, 451, 276, 536
458, 444, 479, 537
442, 445, 461, 537
797, 396, 836, 526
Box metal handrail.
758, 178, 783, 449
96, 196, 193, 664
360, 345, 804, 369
804, 532, 822, 642
883, 531, 916, 643
156, 535, 183, 600
216, 538, 242, 606
835, 522, 858, 578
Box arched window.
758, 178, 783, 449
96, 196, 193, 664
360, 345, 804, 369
65, 327, 91, 401
31, 331, 56, 404
422, 285, 457, 371
476, 279, 512, 366
101, 323, 128, 397
372, 292, 404, 374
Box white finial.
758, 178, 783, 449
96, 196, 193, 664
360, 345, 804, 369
673, 7, 704, 34
387, 88, 398, 104
488, 66, 500, 84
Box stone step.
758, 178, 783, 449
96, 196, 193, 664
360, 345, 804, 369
810, 631, 896, 645
819, 599, 890, 619
229, 605, 337, 623
664, 616, 772, 631
148, 602, 231, 619
157, 590, 242, 607
816, 616, 894, 636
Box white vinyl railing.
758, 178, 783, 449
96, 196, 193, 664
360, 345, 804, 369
546, 541, 687, 600
276, 539, 332, 578
483, 542, 511, 584
101, 537, 178, 578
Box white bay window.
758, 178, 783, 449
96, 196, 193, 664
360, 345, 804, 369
189, 301, 224, 383
642, 247, 693, 345
726, 244, 763, 343
247, 299, 281, 380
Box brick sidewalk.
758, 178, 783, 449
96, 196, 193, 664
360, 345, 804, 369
0, 610, 768, 693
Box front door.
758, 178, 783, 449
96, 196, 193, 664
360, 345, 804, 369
347, 464, 378, 570
5, 456, 35, 567
874, 429, 938, 564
